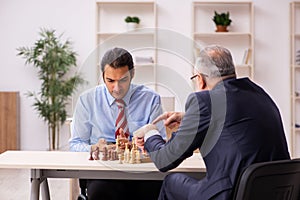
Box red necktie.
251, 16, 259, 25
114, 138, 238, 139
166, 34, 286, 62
115, 99, 129, 138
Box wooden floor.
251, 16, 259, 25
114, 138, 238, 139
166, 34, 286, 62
0, 168, 70, 200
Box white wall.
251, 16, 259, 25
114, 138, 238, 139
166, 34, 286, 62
0, 0, 294, 153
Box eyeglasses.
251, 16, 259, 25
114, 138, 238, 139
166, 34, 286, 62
190, 74, 199, 80
190, 73, 208, 80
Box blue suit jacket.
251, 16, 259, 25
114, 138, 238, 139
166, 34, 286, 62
145, 77, 290, 199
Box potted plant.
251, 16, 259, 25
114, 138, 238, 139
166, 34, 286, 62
125, 16, 140, 31
17, 28, 85, 150
212, 11, 232, 32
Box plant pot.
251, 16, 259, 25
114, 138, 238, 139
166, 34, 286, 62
215, 25, 228, 32
126, 22, 138, 31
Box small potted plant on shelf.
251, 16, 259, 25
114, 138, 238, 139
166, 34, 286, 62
212, 11, 232, 32
125, 16, 140, 31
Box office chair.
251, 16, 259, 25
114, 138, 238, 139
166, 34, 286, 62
233, 159, 300, 200
77, 179, 88, 200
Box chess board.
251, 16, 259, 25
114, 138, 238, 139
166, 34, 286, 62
89, 137, 152, 164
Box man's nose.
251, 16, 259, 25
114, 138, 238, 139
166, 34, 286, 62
113, 81, 120, 91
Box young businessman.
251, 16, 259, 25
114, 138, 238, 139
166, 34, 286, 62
134, 45, 290, 200
69, 47, 165, 200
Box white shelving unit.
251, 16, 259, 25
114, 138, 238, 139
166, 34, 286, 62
290, 1, 300, 158
192, 1, 254, 79
95, 1, 157, 88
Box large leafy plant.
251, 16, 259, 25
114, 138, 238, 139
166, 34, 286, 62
17, 28, 85, 150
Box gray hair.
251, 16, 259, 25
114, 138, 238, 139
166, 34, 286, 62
195, 45, 236, 78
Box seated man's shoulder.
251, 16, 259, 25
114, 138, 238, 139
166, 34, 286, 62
79, 85, 104, 101
132, 84, 159, 97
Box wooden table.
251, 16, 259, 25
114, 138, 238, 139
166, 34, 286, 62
0, 150, 206, 200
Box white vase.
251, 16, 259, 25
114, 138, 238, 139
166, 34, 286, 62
126, 22, 138, 31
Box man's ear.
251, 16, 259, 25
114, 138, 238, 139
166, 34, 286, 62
102, 72, 106, 83
130, 69, 135, 80
198, 75, 207, 90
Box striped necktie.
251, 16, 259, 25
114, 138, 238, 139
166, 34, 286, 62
115, 99, 129, 138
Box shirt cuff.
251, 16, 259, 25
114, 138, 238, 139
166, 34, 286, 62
144, 129, 160, 142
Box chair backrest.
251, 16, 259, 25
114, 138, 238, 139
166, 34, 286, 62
233, 159, 300, 200
161, 96, 175, 112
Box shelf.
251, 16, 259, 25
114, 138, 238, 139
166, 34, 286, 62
193, 1, 253, 5
135, 63, 155, 68
95, 1, 157, 88
96, 1, 156, 34
292, 65, 300, 69
294, 96, 300, 100
193, 1, 253, 33
290, 1, 300, 157
236, 64, 252, 68
194, 32, 252, 37
97, 30, 155, 37
96, 1, 155, 4
192, 1, 253, 79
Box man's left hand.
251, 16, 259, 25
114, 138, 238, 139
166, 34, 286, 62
133, 124, 157, 138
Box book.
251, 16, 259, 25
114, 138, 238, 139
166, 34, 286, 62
242, 48, 251, 65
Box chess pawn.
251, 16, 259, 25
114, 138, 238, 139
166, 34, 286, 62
136, 150, 141, 164
109, 150, 114, 161
132, 140, 136, 151
102, 146, 108, 161
113, 150, 118, 160
89, 151, 94, 160
107, 149, 111, 160
93, 146, 100, 160
124, 143, 130, 163
118, 153, 123, 164
115, 135, 119, 152
110, 150, 114, 160
120, 151, 125, 162
129, 148, 136, 164
123, 150, 128, 163
126, 150, 130, 163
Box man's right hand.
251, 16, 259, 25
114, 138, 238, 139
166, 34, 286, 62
91, 138, 107, 152
152, 111, 184, 129
133, 124, 157, 138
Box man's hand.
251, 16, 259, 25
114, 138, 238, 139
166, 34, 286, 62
91, 138, 107, 152
135, 136, 145, 153
152, 112, 184, 129
133, 124, 157, 138
117, 128, 129, 149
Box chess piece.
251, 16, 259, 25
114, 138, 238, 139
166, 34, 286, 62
109, 150, 113, 161
111, 150, 116, 160
129, 148, 136, 164
89, 151, 94, 160
125, 143, 131, 163
102, 146, 108, 161
98, 138, 107, 152
136, 150, 141, 164
116, 135, 120, 152
118, 153, 123, 164
93, 146, 100, 160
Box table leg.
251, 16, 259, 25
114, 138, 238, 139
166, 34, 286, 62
30, 177, 40, 200
30, 169, 41, 200
41, 178, 50, 200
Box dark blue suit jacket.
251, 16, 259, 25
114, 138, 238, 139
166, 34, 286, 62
145, 77, 290, 199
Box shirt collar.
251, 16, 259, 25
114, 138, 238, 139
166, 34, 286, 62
105, 84, 134, 107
